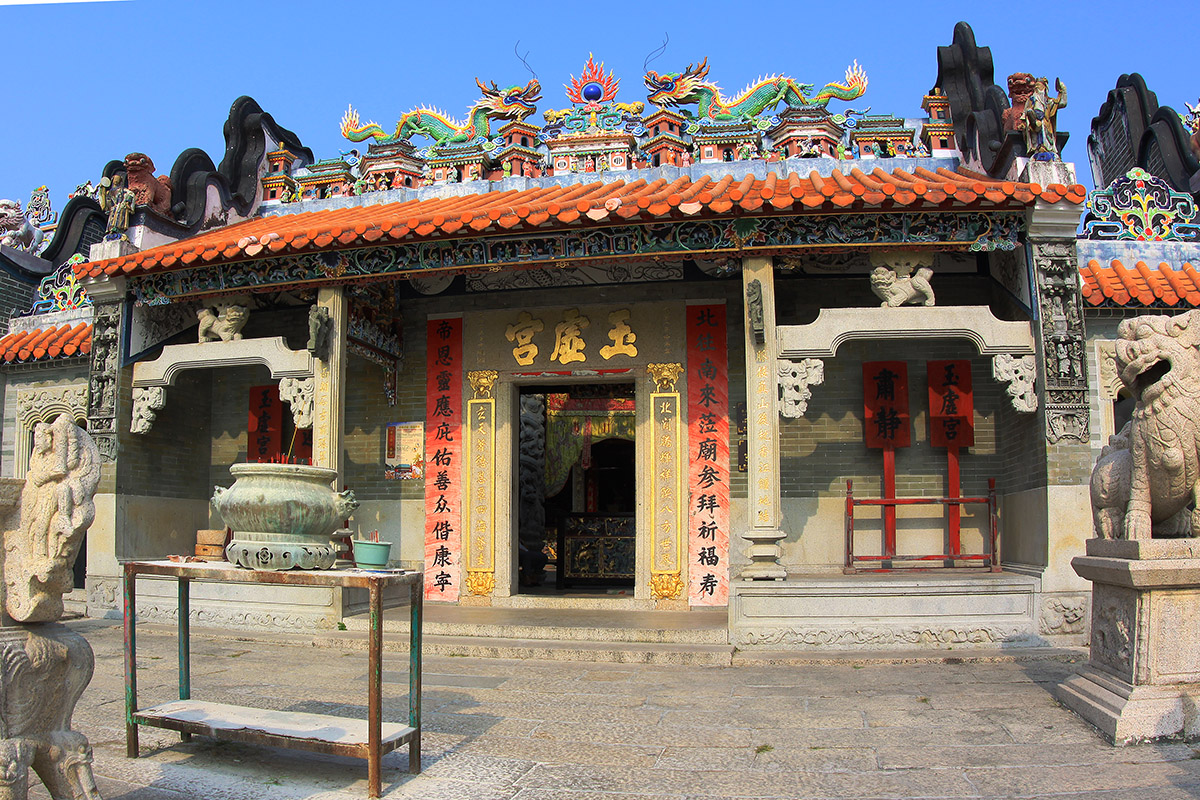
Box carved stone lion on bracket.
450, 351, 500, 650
197, 305, 249, 342
1090, 310, 1200, 539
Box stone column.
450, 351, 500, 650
1025, 160, 1094, 636
80, 277, 126, 464
740, 257, 786, 579
312, 287, 348, 477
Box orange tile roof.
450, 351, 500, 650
77, 167, 1087, 281
1081, 259, 1200, 307
0, 323, 93, 364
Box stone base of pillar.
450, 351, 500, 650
1057, 538, 1200, 744
739, 528, 787, 580
1058, 665, 1200, 744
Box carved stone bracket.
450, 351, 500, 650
130, 386, 166, 434
647, 362, 684, 391
992, 354, 1038, 413
777, 358, 824, 418
132, 337, 314, 387
279, 376, 315, 429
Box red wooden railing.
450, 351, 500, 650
844, 478, 999, 573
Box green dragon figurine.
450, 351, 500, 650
341, 78, 542, 147
643, 58, 867, 121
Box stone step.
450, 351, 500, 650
342, 605, 730, 644
421, 634, 735, 666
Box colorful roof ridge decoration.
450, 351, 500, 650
1081, 259, 1200, 307
643, 58, 868, 123
541, 55, 645, 142
0, 322, 92, 363
1082, 168, 1199, 242
78, 167, 1086, 286
340, 77, 542, 154
22, 254, 91, 316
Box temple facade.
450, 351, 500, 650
1, 22, 1144, 649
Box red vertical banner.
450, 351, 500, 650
248, 386, 282, 462
687, 303, 729, 606
424, 317, 463, 601
863, 362, 910, 449
927, 360, 975, 447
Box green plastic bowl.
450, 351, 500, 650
353, 540, 392, 569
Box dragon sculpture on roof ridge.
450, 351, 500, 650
341, 78, 542, 147
643, 58, 867, 121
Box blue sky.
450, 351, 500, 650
1, 0, 1193, 214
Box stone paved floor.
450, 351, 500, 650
36, 618, 1200, 799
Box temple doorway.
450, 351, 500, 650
516, 383, 637, 594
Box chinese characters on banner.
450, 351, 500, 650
687, 304, 729, 605
424, 318, 462, 600
249, 386, 282, 461
862, 361, 911, 449
926, 360, 975, 447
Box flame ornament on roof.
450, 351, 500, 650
643, 58, 867, 122
341, 77, 542, 149
566, 54, 620, 105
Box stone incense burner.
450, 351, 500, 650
212, 463, 358, 570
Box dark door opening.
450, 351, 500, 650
517, 383, 636, 594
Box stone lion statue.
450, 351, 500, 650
1090, 310, 1200, 539
197, 305, 249, 342
869, 265, 935, 307
123, 152, 173, 217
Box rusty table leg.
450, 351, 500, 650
408, 580, 422, 774
368, 578, 383, 798
178, 577, 192, 742
123, 562, 139, 758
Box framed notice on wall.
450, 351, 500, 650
385, 421, 425, 480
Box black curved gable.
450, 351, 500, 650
1089, 73, 1200, 197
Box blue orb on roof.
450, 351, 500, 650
581, 83, 603, 103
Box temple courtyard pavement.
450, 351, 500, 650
49, 617, 1200, 800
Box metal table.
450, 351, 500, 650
122, 560, 422, 798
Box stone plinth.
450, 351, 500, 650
730, 572, 1041, 650
1057, 538, 1200, 743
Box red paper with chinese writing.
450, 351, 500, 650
927, 360, 974, 447
862, 361, 910, 448
248, 386, 282, 461
687, 303, 729, 606
424, 318, 463, 600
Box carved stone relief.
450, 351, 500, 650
130, 386, 166, 434
278, 376, 315, 429
14, 384, 88, 476
1031, 239, 1089, 442
1040, 595, 1088, 636
992, 354, 1038, 412
86, 300, 122, 462
777, 358, 824, 418
1089, 584, 1138, 681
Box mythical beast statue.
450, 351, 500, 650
341, 78, 542, 148
0, 416, 103, 800
0, 201, 45, 254
643, 58, 866, 121
1091, 310, 1200, 539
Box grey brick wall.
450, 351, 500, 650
779, 339, 1045, 502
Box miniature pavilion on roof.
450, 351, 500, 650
0, 22, 1117, 649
